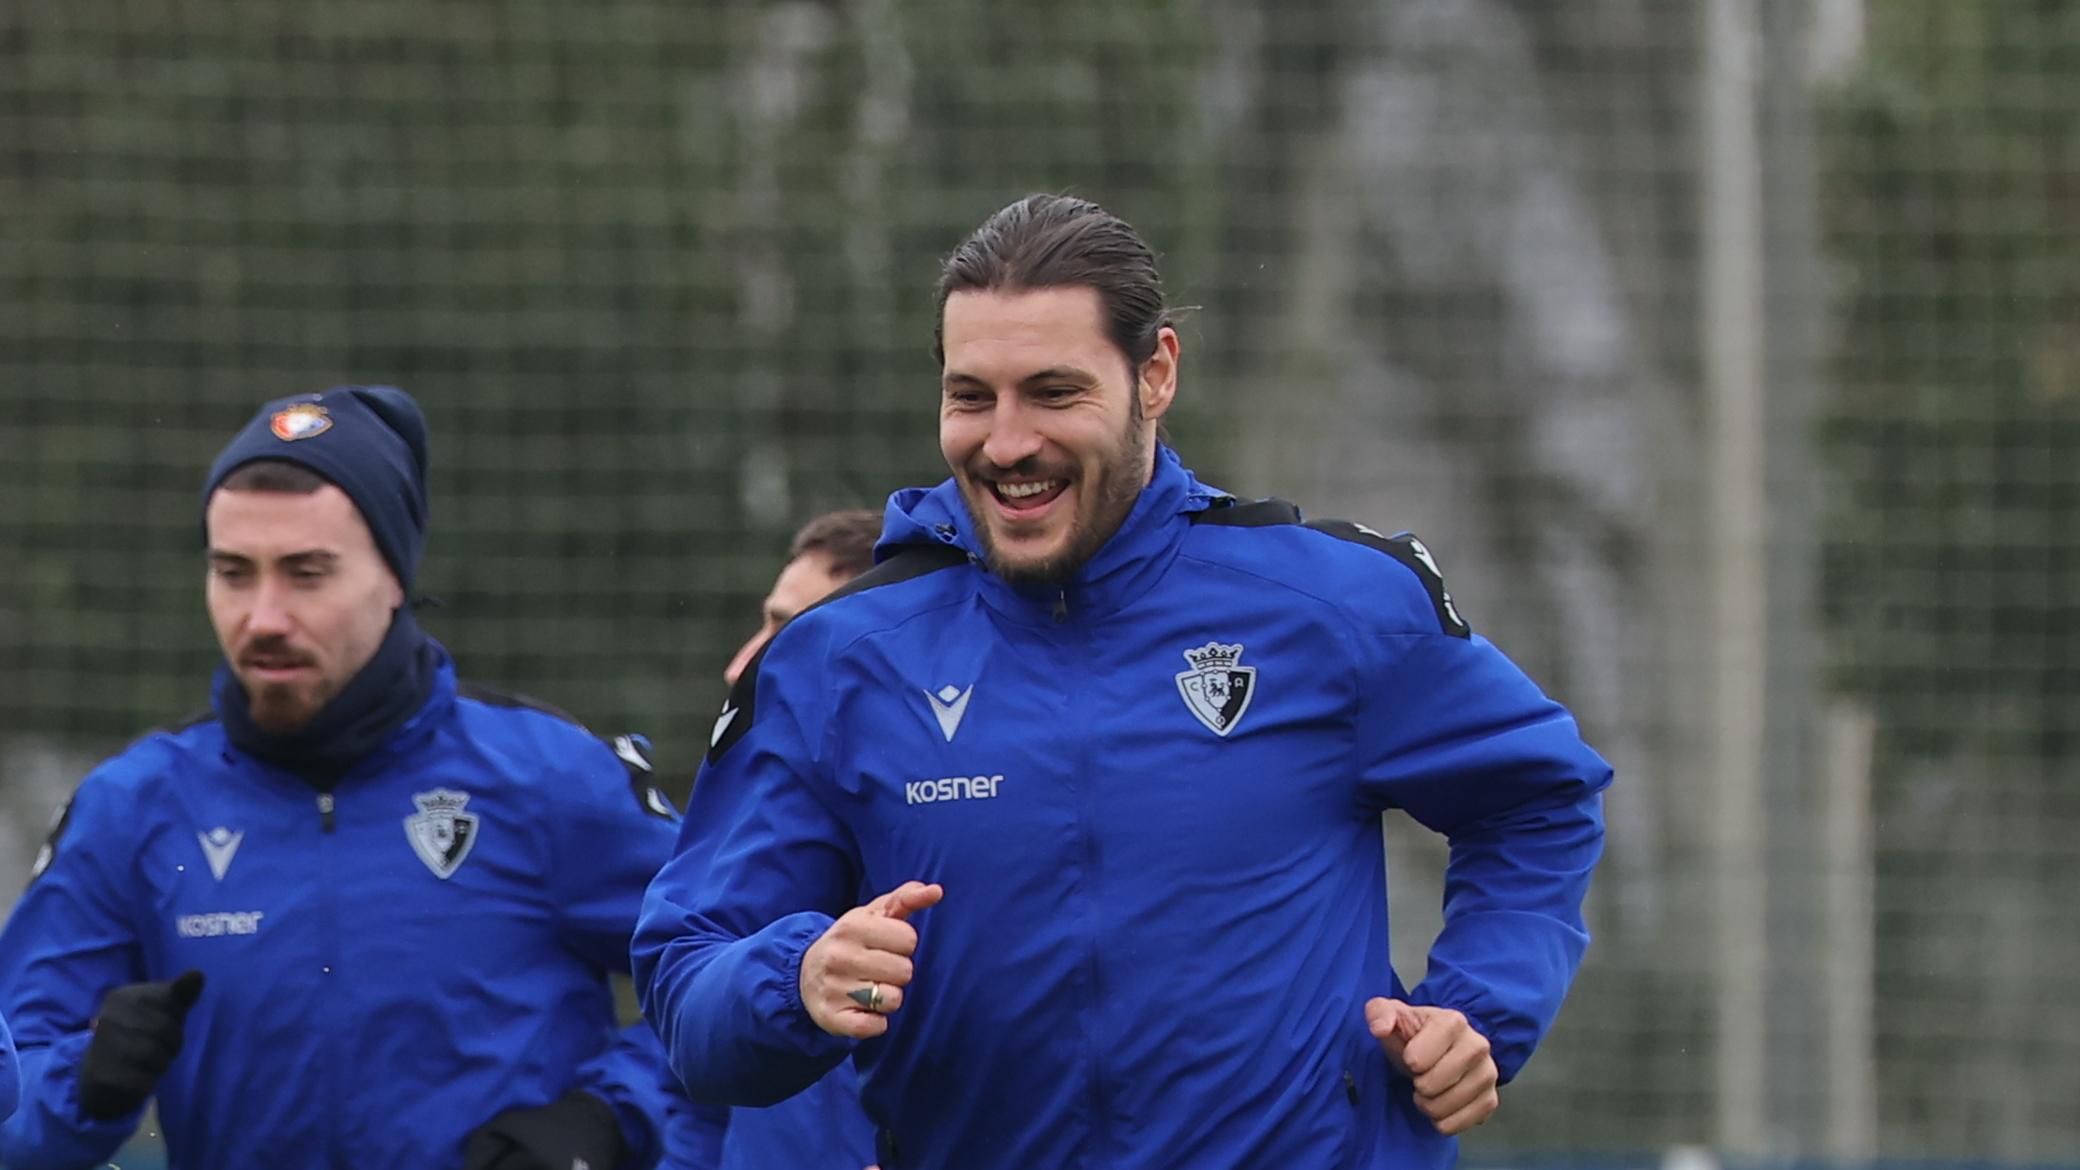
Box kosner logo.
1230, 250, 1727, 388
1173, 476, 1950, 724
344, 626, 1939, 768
905, 774, 1003, 805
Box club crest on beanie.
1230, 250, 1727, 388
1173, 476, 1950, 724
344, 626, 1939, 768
201, 385, 431, 591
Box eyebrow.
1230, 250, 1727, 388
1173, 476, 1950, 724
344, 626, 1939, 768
942, 365, 1103, 389
207, 549, 339, 567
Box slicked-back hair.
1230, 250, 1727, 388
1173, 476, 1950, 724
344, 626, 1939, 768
933, 194, 1173, 374
788, 508, 881, 581
215, 459, 330, 495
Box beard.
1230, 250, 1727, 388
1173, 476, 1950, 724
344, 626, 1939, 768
967, 410, 1151, 590
242, 676, 326, 733
234, 635, 331, 733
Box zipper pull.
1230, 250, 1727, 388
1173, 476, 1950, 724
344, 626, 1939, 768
316, 792, 336, 833
1051, 590, 1068, 624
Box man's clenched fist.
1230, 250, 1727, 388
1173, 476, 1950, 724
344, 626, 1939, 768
1366, 997, 1500, 1136
801, 881, 943, 1039
79, 970, 205, 1120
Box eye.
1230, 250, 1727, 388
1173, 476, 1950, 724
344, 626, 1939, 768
945, 386, 990, 409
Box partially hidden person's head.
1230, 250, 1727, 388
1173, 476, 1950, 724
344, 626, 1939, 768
933, 193, 1180, 588
724, 508, 881, 687
198, 386, 430, 733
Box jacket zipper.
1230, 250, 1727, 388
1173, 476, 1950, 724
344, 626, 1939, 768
1062, 601, 1112, 1164
316, 790, 343, 1169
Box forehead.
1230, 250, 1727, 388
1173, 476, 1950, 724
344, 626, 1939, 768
205, 483, 379, 558
941, 286, 1116, 377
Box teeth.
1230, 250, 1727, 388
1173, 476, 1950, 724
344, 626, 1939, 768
998, 480, 1058, 500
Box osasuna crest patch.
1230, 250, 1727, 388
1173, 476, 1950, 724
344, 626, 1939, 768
269, 402, 332, 441
1175, 641, 1258, 737
404, 789, 479, 879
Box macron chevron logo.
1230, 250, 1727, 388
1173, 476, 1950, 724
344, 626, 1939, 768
923, 684, 974, 742
198, 827, 244, 881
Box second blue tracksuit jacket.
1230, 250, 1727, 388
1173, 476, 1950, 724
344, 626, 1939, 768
0, 651, 713, 1170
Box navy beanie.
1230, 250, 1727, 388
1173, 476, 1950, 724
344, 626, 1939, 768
201, 385, 431, 590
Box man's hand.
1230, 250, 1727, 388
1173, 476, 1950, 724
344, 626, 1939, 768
461, 1090, 623, 1170
1365, 997, 1499, 1136
78, 970, 205, 1120
800, 881, 943, 1038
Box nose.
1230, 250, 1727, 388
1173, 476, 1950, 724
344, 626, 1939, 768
979, 396, 1043, 470
246, 574, 296, 638
723, 630, 767, 688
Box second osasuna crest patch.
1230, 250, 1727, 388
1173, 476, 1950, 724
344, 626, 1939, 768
405, 788, 479, 879
1175, 641, 1257, 737
269, 402, 333, 441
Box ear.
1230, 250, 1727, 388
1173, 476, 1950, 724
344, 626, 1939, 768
1138, 326, 1181, 422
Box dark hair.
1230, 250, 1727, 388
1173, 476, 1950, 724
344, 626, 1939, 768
933, 194, 1172, 371
788, 508, 881, 581
215, 459, 330, 495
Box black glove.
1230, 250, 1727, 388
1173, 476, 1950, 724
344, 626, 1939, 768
462, 1090, 625, 1170
78, 969, 205, 1120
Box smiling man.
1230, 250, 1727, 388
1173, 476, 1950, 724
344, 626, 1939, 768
0, 386, 711, 1170
638, 195, 1612, 1170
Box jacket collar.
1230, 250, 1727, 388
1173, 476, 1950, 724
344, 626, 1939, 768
880, 444, 1228, 623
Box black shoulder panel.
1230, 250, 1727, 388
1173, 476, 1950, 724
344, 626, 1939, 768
605, 732, 679, 820
1189, 497, 1305, 527
707, 542, 969, 764
457, 683, 585, 728
1303, 521, 1472, 638
25, 793, 77, 886
459, 684, 676, 820
817, 541, 969, 609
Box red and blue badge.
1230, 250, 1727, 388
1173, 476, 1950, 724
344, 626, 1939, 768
269, 403, 333, 441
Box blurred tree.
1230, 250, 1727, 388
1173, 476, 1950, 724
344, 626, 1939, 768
1819, 0, 2080, 1155
1823, 0, 2079, 765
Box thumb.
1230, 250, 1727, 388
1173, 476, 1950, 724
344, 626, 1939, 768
871, 881, 944, 922
1365, 997, 1419, 1066
168, 970, 206, 1012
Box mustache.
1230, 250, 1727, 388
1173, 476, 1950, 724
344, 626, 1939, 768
966, 455, 1069, 482
238, 636, 314, 668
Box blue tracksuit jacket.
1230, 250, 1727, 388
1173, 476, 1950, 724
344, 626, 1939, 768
717, 1059, 875, 1170
0, 651, 718, 1170
637, 447, 1610, 1170
0, 1010, 17, 1121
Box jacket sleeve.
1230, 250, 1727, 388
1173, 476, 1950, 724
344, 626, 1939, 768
0, 775, 152, 1168
634, 624, 863, 1109
551, 736, 704, 1170
1354, 628, 1611, 1084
